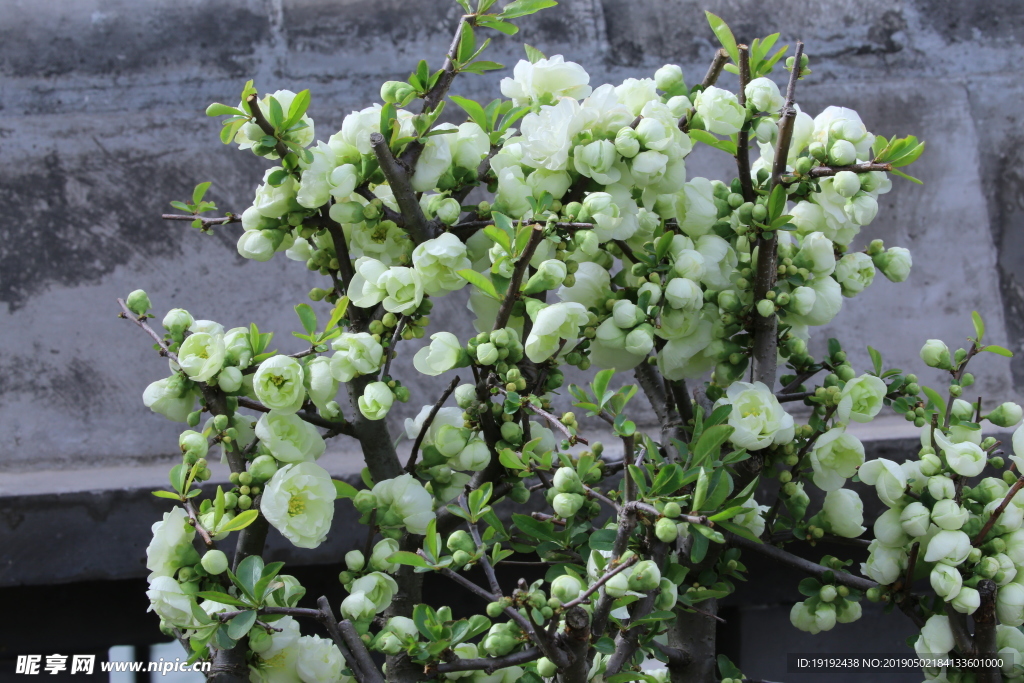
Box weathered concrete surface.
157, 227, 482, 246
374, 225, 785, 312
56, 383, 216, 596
1, 0, 1020, 472
1, 0, 1022, 669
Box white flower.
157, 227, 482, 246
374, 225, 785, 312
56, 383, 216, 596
296, 142, 338, 209
558, 261, 610, 310
663, 277, 703, 311
237, 229, 278, 262
813, 106, 873, 160
373, 473, 434, 534
915, 615, 954, 658
656, 318, 715, 380
262, 462, 336, 549
809, 427, 865, 491
253, 169, 300, 218
859, 458, 908, 507
734, 497, 769, 538
254, 356, 307, 414
411, 126, 454, 192
330, 333, 384, 382
348, 257, 389, 309
923, 530, 972, 566
715, 381, 795, 450
574, 140, 620, 184
525, 302, 589, 363
379, 266, 424, 314
931, 499, 968, 531
998, 583, 1024, 627
695, 235, 737, 291
177, 332, 226, 383
836, 374, 886, 424
146, 576, 202, 628
834, 252, 876, 297
950, 586, 981, 615
304, 356, 338, 415
143, 375, 194, 422
412, 234, 471, 295
744, 77, 785, 113
873, 247, 913, 283
823, 489, 866, 538
358, 382, 394, 421
256, 411, 326, 463
500, 55, 591, 106
146, 507, 199, 579
519, 98, 585, 171
873, 508, 909, 547
693, 86, 745, 136
296, 635, 346, 683
344, 572, 399, 618
413, 332, 465, 377
453, 122, 490, 171
861, 540, 907, 584
934, 430, 987, 477
675, 178, 719, 238
615, 78, 659, 115
793, 232, 836, 277
783, 275, 842, 327
930, 562, 963, 600
899, 501, 930, 538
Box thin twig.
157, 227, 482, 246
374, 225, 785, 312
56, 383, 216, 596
162, 214, 241, 228
405, 376, 461, 472
245, 93, 292, 161
808, 162, 893, 177
559, 556, 638, 610
493, 225, 546, 331
776, 390, 815, 403
117, 299, 180, 364
729, 533, 877, 592
184, 500, 215, 549
735, 45, 755, 203
435, 647, 542, 674
380, 315, 408, 380
974, 475, 1024, 546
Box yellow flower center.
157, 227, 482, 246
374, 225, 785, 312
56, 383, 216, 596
288, 495, 306, 517
270, 374, 287, 388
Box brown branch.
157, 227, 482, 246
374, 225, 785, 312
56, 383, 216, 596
752, 42, 804, 388
380, 315, 409, 380
974, 580, 1000, 682
369, 132, 433, 244
974, 475, 1024, 546
184, 500, 216, 549
405, 376, 461, 472
729, 533, 877, 592
735, 45, 755, 203
162, 213, 241, 228
808, 162, 893, 178
776, 390, 815, 403
945, 603, 975, 654
604, 541, 670, 676
435, 647, 542, 674
493, 224, 545, 331
560, 556, 638, 610
244, 93, 292, 161
117, 299, 180, 364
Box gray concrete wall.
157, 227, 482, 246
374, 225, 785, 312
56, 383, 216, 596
1, 0, 1022, 674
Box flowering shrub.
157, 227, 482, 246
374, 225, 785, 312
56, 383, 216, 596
117, 2, 1023, 682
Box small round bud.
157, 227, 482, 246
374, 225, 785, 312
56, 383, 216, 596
201, 549, 229, 575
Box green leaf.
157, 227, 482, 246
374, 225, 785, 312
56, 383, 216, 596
690, 531, 709, 564
689, 129, 737, 155
499, 449, 527, 470
890, 168, 923, 185
206, 103, 245, 117
715, 519, 762, 544
457, 269, 499, 300
867, 345, 883, 375
457, 22, 477, 64
512, 513, 561, 543
449, 95, 489, 130
704, 11, 739, 64
387, 551, 429, 568
227, 611, 257, 640
219, 509, 259, 533
170, 464, 187, 495
294, 303, 317, 335
499, 0, 558, 19
592, 368, 614, 407
476, 16, 518, 35
983, 344, 1014, 357
152, 490, 183, 500
324, 297, 349, 333
220, 118, 246, 145
195, 591, 250, 608
483, 225, 512, 253
283, 89, 311, 130
524, 44, 546, 63
333, 479, 358, 500
267, 96, 285, 130
192, 182, 212, 205
972, 311, 985, 343
798, 577, 822, 597
691, 425, 734, 467
170, 200, 191, 213
691, 468, 709, 512
717, 655, 743, 680
767, 183, 787, 221
921, 385, 947, 416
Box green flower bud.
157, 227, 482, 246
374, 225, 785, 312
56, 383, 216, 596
553, 467, 583, 493
248, 454, 278, 483
552, 492, 585, 518
920, 339, 952, 370
985, 402, 1023, 428
663, 502, 682, 518
756, 299, 776, 318
447, 530, 476, 555
550, 574, 583, 603
486, 601, 504, 618
628, 560, 662, 592
201, 549, 229, 575
126, 289, 152, 316
536, 657, 557, 678
345, 550, 366, 572
655, 517, 679, 543
819, 585, 837, 602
